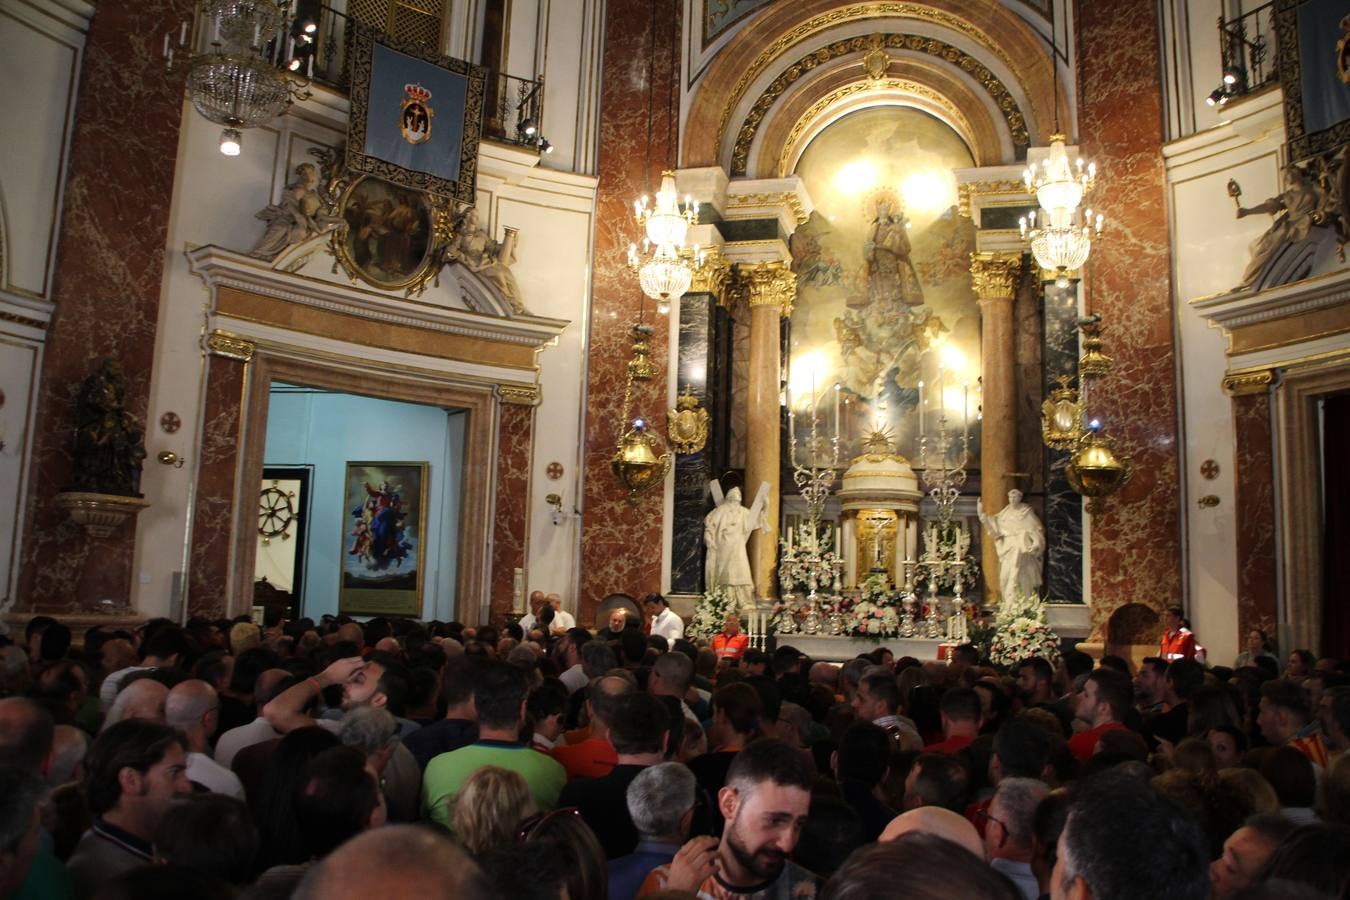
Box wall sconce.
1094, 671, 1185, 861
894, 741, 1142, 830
545, 493, 564, 525
157, 450, 185, 469
1040, 375, 1082, 451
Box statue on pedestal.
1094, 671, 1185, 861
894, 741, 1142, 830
70, 359, 146, 497
977, 488, 1045, 602
704, 480, 769, 610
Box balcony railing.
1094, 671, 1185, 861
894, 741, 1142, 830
1211, 2, 1277, 107
290, 3, 546, 151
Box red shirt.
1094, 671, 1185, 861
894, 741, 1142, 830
1160, 629, 1197, 662
712, 632, 749, 661
550, 736, 616, 780
925, 735, 975, 755
1068, 722, 1128, 762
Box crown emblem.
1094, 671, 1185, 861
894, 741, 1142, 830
404, 83, 432, 103
676, 385, 700, 410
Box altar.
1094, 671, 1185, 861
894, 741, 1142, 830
777, 634, 948, 663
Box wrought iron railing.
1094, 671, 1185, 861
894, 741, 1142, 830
1217, 2, 1277, 100
288, 3, 546, 150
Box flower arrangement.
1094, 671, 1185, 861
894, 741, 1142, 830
913, 519, 980, 593
839, 573, 901, 638
778, 521, 842, 595
688, 585, 738, 641
984, 591, 1062, 666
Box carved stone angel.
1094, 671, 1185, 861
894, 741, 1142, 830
248, 163, 332, 260
1233, 164, 1329, 292
451, 208, 527, 314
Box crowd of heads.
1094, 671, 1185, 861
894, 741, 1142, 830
1, 609, 1348, 899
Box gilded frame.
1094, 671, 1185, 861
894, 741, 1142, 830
339, 460, 430, 617
1274, 0, 1350, 161
346, 22, 486, 204
330, 174, 441, 294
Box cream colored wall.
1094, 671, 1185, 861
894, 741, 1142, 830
132, 71, 598, 619
0, 0, 92, 611
1164, 89, 1285, 666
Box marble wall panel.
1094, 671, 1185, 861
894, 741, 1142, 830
579, 0, 680, 624
1077, 0, 1183, 637
1232, 392, 1277, 637
188, 357, 246, 619
490, 403, 534, 622
671, 294, 713, 594
15, 0, 194, 612
1043, 283, 1084, 604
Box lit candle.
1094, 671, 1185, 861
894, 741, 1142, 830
788, 410, 795, 448
180, 21, 188, 45
253, 22, 260, 47
917, 380, 925, 439
833, 383, 840, 440
307, 54, 314, 77
286, 36, 295, 61
962, 383, 969, 433
212, 19, 221, 44
164, 33, 170, 56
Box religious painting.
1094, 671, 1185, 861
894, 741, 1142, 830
703, 0, 774, 46
338, 461, 428, 617
346, 23, 486, 204
333, 175, 435, 291
788, 106, 982, 466
1275, 0, 1350, 160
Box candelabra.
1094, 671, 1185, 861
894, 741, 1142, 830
778, 379, 844, 631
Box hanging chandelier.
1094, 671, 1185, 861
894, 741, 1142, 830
167, 0, 312, 156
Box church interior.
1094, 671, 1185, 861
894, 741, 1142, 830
1, 0, 1348, 667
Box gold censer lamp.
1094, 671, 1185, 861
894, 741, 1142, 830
610, 322, 672, 503
1065, 420, 1133, 514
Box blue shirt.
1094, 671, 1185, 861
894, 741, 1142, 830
607, 838, 681, 900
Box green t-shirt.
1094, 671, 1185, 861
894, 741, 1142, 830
422, 740, 566, 827
17, 847, 74, 900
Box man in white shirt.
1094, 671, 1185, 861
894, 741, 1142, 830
548, 594, 576, 633
213, 668, 290, 768
519, 591, 547, 633
984, 777, 1048, 900
165, 679, 245, 800
644, 593, 684, 644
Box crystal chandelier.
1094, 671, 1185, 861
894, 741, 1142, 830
167, 0, 311, 156
1020, 135, 1104, 288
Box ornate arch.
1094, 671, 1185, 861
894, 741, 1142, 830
681, 0, 1064, 170
732, 33, 1027, 176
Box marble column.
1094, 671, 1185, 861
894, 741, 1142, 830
971, 252, 1024, 600
1227, 374, 1277, 638
489, 398, 536, 623
738, 261, 796, 603
1043, 281, 1085, 603
16, 0, 194, 613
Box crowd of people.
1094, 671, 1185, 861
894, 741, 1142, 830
1, 599, 1348, 900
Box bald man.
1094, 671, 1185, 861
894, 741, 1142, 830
214, 668, 289, 768
293, 825, 492, 899
520, 591, 547, 632
880, 806, 985, 860
166, 680, 244, 799
102, 678, 167, 732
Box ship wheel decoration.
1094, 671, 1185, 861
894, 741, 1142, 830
259, 481, 298, 545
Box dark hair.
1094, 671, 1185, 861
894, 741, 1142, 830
1166, 659, 1205, 701
794, 796, 866, 879
38, 622, 72, 661
519, 810, 607, 900
154, 794, 259, 884
746, 675, 782, 723
526, 680, 568, 723
1328, 687, 1350, 739
822, 833, 1023, 900
24, 616, 57, 642
609, 693, 669, 756
474, 661, 528, 730
858, 668, 900, 714
84, 720, 187, 816
939, 687, 981, 723
619, 630, 646, 665
714, 683, 763, 736
641, 592, 667, 608
1260, 679, 1310, 720
1085, 669, 1133, 721
1032, 788, 1072, 875
365, 652, 411, 717
836, 722, 891, 787
297, 746, 381, 858
647, 635, 669, 653
191, 651, 231, 689
1017, 657, 1054, 684
907, 753, 970, 812
726, 737, 815, 793
1290, 649, 1317, 670
0, 697, 55, 772
229, 646, 283, 696
93, 864, 234, 900
1140, 657, 1168, 678
143, 626, 190, 662
1060, 772, 1208, 900
1166, 605, 1185, 618
441, 655, 479, 709
1099, 655, 1131, 675
0, 766, 46, 853
771, 646, 803, 676
951, 644, 980, 667
1063, 651, 1095, 679
408, 666, 439, 711
994, 718, 1052, 779
250, 726, 340, 868
1254, 823, 1350, 896
480, 840, 570, 900
1260, 745, 1315, 807
655, 695, 686, 761
477, 626, 499, 647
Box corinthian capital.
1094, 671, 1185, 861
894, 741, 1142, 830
734, 260, 797, 316
969, 252, 1024, 300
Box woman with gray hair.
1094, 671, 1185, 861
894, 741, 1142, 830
607, 762, 698, 900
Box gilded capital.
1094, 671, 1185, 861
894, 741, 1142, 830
969, 252, 1024, 301
689, 248, 733, 305
735, 260, 797, 316
1221, 369, 1274, 397
499, 383, 541, 406
205, 332, 255, 362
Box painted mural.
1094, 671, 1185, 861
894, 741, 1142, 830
789, 106, 981, 465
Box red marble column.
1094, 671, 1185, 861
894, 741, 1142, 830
1232, 392, 1277, 637
579, 0, 679, 625
16, 0, 194, 612
1076, 0, 1183, 636
187, 355, 248, 619
489, 403, 534, 623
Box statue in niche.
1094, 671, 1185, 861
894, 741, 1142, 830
69, 359, 147, 497
977, 488, 1044, 602
248, 163, 336, 260
864, 197, 924, 308
449, 208, 527, 314
1232, 164, 1331, 292
704, 479, 770, 610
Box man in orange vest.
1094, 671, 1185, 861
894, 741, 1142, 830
1159, 605, 1197, 662
711, 614, 749, 664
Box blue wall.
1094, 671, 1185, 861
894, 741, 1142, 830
263, 384, 464, 620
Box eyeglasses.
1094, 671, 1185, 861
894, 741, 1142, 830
973, 807, 1008, 846
516, 806, 582, 842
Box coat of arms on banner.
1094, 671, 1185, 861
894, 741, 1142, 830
400, 83, 433, 144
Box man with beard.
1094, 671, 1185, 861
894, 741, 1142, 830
639, 738, 819, 898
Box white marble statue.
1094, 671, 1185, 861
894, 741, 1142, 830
704, 480, 769, 610
977, 488, 1045, 602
